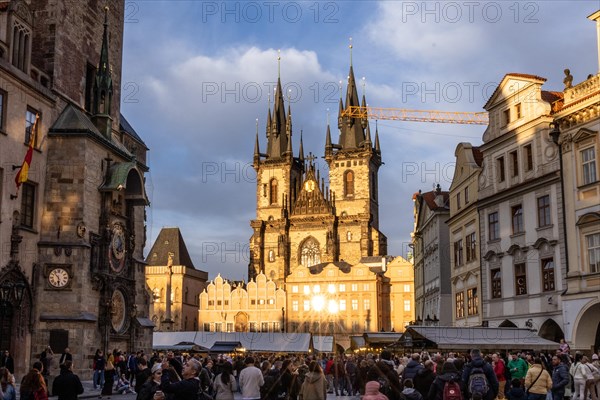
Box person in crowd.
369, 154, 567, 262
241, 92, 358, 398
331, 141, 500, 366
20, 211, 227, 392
59, 348, 73, 366
93, 349, 106, 390
333, 355, 347, 396
345, 355, 359, 396
493, 353, 508, 400
136, 364, 162, 400
508, 353, 529, 387
403, 353, 425, 382
115, 373, 135, 395
40, 346, 54, 387
298, 360, 327, 400
0, 367, 16, 400
551, 354, 570, 400
363, 380, 390, 400
280, 359, 299, 399
524, 357, 552, 400
358, 359, 371, 395
100, 353, 116, 399
462, 349, 499, 400
165, 352, 182, 380
135, 357, 152, 395
588, 354, 600, 400
325, 356, 335, 394
428, 361, 464, 400
52, 360, 84, 400
0, 352, 14, 375
239, 357, 264, 400
571, 353, 593, 400
558, 340, 570, 356
259, 360, 278, 400
507, 378, 526, 400
155, 358, 202, 400
20, 361, 45, 400
402, 378, 423, 400
367, 350, 402, 400
414, 359, 436, 398
213, 361, 237, 400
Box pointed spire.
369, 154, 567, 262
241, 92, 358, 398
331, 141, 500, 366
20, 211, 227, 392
254, 119, 260, 159
92, 6, 114, 138
298, 130, 305, 161
365, 121, 372, 147
361, 93, 368, 129
375, 121, 381, 153
266, 106, 272, 137
337, 97, 344, 130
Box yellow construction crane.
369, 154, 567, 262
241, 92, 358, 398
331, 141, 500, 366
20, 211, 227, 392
342, 105, 489, 125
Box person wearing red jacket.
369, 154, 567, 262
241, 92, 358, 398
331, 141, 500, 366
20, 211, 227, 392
493, 354, 507, 400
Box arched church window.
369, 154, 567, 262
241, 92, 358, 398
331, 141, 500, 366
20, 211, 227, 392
347, 231, 352, 241
300, 238, 321, 268
270, 179, 278, 205
184, 287, 189, 303
344, 170, 354, 197
268, 250, 275, 262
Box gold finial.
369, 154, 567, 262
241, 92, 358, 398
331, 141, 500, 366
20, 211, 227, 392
277, 49, 281, 78
349, 37, 353, 66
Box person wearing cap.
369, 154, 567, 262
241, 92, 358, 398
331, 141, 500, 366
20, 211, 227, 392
238, 357, 263, 400
137, 363, 163, 400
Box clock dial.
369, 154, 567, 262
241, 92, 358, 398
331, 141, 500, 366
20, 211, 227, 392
48, 268, 69, 288
109, 224, 126, 272
304, 180, 316, 192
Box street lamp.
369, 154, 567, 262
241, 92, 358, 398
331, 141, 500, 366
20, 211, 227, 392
549, 122, 570, 274
0, 281, 26, 351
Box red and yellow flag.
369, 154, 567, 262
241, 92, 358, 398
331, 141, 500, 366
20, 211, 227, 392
15, 114, 38, 190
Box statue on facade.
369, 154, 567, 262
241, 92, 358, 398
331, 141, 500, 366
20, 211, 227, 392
563, 69, 573, 89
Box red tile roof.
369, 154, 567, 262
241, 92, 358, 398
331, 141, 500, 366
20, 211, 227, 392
420, 190, 450, 211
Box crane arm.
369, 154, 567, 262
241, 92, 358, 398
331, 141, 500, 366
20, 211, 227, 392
342, 106, 489, 125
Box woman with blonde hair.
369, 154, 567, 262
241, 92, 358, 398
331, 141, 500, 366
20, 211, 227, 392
524, 357, 552, 400
0, 367, 16, 400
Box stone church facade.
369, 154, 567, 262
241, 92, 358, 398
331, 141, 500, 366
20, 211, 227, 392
0, 0, 151, 377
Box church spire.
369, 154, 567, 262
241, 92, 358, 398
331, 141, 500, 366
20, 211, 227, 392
254, 119, 261, 167
298, 130, 305, 162
337, 61, 365, 150
265, 53, 290, 159
375, 121, 381, 153
92, 6, 114, 139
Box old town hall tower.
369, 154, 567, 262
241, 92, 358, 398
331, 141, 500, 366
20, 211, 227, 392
249, 64, 387, 286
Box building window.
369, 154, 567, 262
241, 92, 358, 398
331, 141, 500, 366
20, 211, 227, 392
347, 231, 352, 241
404, 300, 411, 312
464, 187, 469, 204
467, 288, 478, 316
515, 263, 527, 295
455, 292, 465, 318
537, 195, 551, 227
273, 322, 281, 332
454, 239, 464, 267
491, 268, 502, 299
363, 299, 370, 310
292, 300, 298, 311
215, 323, 222, 332
217, 300, 222, 306
351, 321, 359, 333
503, 109, 510, 126
249, 322, 257, 332
466, 232, 477, 262
363, 283, 369, 291
586, 233, 600, 273
404, 284, 410, 292
303, 285, 310, 295
339, 284, 346, 292
269, 178, 278, 205
339, 299, 346, 311
581, 147, 597, 185
313, 284, 320, 293
292, 285, 298, 293
497, 157, 505, 182
226, 322, 233, 332
351, 283, 358, 292
208, 300, 214, 306
515, 103, 522, 119
20, 182, 35, 228
11, 20, 31, 72
261, 322, 269, 332
203, 323, 210, 331
0, 90, 5, 130
510, 150, 519, 177
542, 258, 555, 292
300, 238, 320, 268
268, 250, 275, 262
457, 192, 461, 209
351, 299, 358, 311
344, 170, 354, 197
524, 144, 533, 171
488, 212, 499, 241
303, 300, 310, 311
511, 204, 523, 234
25, 108, 39, 146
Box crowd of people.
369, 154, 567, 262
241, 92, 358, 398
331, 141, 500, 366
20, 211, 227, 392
0, 343, 599, 400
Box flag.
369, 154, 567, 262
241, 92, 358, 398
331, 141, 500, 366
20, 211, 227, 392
15, 114, 38, 190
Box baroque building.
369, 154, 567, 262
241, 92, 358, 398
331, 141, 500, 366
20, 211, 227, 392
0, 0, 151, 377
448, 144, 483, 326
478, 74, 565, 340
553, 62, 600, 348
146, 227, 208, 332
411, 186, 451, 326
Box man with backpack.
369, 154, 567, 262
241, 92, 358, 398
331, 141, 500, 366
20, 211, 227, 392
428, 361, 464, 400
462, 349, 498, 400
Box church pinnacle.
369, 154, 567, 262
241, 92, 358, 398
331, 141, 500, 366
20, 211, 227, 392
92, 6, 114, 138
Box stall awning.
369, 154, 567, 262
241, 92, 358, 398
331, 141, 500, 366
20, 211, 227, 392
396, 326, 559, 350
210, 341, 242, 353
313, 336, 334, 353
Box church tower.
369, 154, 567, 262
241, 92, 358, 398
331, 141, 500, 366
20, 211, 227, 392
250, 76, 304, 284
325, 64, 386, 261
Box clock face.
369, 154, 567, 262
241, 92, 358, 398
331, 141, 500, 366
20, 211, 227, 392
109, 224, 126, 273
49, 268, 69, 288
304, 180, 316, 192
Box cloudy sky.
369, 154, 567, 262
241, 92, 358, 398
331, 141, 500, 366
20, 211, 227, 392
120, 1, 598, 281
